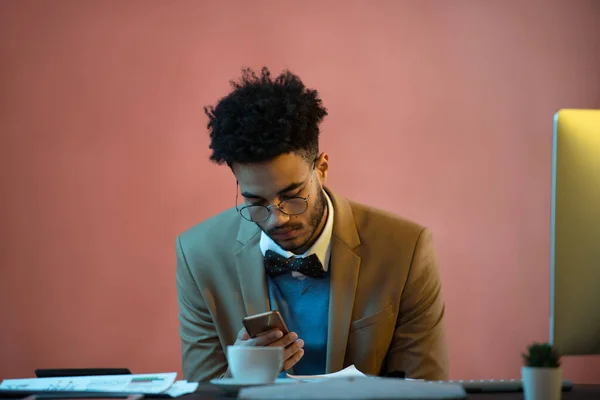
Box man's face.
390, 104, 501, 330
233, 152, 329, 254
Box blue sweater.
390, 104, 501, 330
268, 272, 330, 375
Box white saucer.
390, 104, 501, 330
210, 378, 298, 393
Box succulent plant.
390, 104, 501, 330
522, 342, 561, 368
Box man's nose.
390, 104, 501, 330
265, 206, 290, 228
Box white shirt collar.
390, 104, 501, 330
259, 189, 334, 275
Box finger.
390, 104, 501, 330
250, 329, 284, 346
268, 332, 299, 348
283, 349, 305, 371
237, 328, 250, 340
284, 339, 304, 361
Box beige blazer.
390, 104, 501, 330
176, 187, 449, 382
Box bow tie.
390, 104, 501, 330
264, 250, 325, 278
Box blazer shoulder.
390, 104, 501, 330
348, 200, 429, 244
177, 207, 241, 252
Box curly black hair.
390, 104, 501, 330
204, 67, 328, 166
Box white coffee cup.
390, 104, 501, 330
227, 345, 284, 384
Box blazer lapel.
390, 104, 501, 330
235, 217, 269, 316
325, 188, 361, 373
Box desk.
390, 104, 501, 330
186, 383, 600, 399
1, 385, 600, 400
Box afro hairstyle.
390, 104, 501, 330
204, 67, 328, 166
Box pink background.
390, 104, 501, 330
1, 0, 599, 383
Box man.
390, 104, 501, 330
176, 67, 448, 382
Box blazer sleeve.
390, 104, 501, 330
385, 227, 449, 380
176, 236, 231, 382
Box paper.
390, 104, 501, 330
0, 373, 177, 394
163, 380, 199, 397
239, 377, 467, 399
286, 365, 366, 381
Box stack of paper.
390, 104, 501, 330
0, 373, 198, 397
286, 365, 366, 381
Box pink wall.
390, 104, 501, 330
1, 0, 599, 383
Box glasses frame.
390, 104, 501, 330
235, 162, 316, 223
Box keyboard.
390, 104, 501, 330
432, 379, 574, 393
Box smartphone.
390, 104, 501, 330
242, 310, 289, 338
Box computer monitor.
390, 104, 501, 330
550, 109, 600, 356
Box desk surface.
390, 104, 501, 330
1, 384, 599, 400
187, 383, 600, 399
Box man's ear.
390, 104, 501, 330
316, 152, 329, 185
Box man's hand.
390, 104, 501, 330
234, 328, 305, 371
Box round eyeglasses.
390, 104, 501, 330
236, 172, 314, 223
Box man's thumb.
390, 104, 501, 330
237, 327, 250, 340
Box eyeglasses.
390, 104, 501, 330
236, 169, 315, 223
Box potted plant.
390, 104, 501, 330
521, 342, 562, 400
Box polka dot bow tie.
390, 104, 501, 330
264, 249, 325, 278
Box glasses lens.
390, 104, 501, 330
280, 198, 308, 215
240, 205, 269, 222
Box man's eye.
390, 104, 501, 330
282, 192, 302, 201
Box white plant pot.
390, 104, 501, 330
521, 366, 562, 400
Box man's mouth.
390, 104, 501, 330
270, 228, 300, 240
